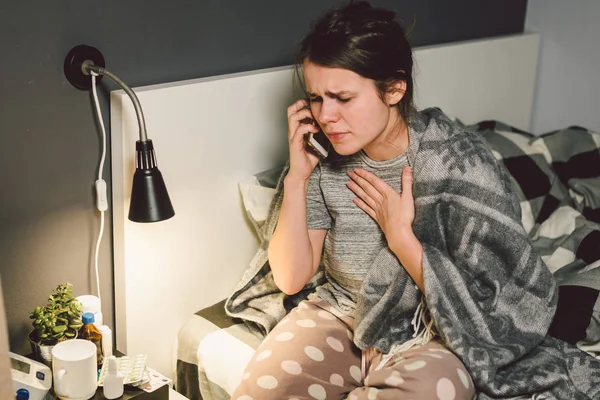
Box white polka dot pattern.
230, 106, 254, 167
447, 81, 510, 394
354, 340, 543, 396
368, 387, 380, 400
255, 349, 272, 361
281, 360, 302, 375
436, 377, 456, 400
275, 332, 294, 342
241, 371, 250, 381
404, 360, 427, 371
236, 396, 253, 400
349, 365, 362, 382
384, 370, 405, 386
429, 348, 452, 354
457, 368, 470, 389
308, 383, 327, 400
297, 319, 317, 328
256, 375, 278, 389
330, 373, 344, 386
305, 346, 325, 361
317, 310, 336, 320
326, 336, 344, 352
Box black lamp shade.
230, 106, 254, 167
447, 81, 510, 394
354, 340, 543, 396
128, 140, 175, 222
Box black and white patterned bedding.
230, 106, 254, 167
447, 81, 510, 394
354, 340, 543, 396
467, 122, 600, 356
174, 122, 600, 400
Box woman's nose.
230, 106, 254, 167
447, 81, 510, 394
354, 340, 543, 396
317, 99, 339, 124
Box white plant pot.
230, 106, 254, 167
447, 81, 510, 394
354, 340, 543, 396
28, 332, 54, 367
28, 331, 78, 367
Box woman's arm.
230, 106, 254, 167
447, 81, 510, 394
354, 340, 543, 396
388, 229, 423, 292
268, 175, 327, 295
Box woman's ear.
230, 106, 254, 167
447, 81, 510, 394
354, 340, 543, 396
386, 80, 407, 106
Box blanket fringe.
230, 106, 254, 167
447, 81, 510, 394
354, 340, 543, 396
374, 296, 436, 370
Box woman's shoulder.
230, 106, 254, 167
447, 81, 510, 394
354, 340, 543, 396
412, 107, 490, 152
413, 109, 518, 212
412, 108, 505, 182
412, 108, 465, 137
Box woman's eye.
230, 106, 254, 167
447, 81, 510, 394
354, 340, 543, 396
338, 97, 351, 103
309, 97, 322, 103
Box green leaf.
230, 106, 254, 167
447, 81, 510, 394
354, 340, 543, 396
52, 325, 67, 333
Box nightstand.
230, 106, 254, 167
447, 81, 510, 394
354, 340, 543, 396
37, 350, 185, 400
44, 381, 169, 400
88, 382, 169, 399
168, 388, 188, 399
45, 384, 186, 399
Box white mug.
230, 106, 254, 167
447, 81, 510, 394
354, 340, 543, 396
51, 339, 98, 400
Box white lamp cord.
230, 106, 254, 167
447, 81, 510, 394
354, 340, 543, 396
90, 73, 108, 304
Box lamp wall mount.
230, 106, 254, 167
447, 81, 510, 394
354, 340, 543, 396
64, 45, 148, 142
64, 45, 106, 90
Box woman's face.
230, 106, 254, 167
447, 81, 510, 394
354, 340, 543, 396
303, 60, 404, 160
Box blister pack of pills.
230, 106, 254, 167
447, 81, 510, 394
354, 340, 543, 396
98, 354, 148, 386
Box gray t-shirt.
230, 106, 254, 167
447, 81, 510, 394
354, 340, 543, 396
307, 150, 410, 317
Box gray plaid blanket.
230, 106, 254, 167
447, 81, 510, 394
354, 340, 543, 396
176, 110, 600, 399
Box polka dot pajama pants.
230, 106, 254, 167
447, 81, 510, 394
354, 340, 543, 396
232, 297, 475, 400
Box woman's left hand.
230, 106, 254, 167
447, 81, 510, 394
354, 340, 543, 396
346, 167, 415, 249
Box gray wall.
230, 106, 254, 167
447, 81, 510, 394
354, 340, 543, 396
526, 0, 600, 134
0, 277, 13, 400
0, 0, 527, 355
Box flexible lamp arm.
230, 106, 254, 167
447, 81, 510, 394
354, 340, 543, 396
83, 63, 148, 142
64, 44, 175, 223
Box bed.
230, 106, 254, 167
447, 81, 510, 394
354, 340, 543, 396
108, 32, 600, 399
174, 122, 600, 399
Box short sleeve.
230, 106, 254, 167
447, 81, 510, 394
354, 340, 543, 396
306, 164, 332, 230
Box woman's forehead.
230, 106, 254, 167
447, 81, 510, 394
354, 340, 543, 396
303, 61, 369, 93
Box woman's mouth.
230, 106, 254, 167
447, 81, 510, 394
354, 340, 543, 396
326, 132, 348, 142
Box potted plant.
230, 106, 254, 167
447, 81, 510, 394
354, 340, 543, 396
28, 282, 83, 365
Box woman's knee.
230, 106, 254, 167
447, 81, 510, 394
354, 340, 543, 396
232, 299, 362, 399
359, 341, 475, 400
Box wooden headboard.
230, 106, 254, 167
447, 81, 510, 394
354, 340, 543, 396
110, 32, 540, 376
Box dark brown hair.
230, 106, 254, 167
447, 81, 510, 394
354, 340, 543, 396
295, 1, 415, 121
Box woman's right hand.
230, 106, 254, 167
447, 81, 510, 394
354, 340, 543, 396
287, 98, 321, 182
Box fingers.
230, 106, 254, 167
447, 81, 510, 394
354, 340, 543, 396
346, 179, 378, 210
287, 98, 310, 119
288, 100, 318, 140
289, 108, 315, 127
348, 169, 389, 200
352, 197, 377, 220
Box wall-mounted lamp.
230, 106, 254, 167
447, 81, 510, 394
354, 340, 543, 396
64, 44, 175, 222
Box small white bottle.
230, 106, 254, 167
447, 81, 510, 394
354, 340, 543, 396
98, 325, 113, 357
103, 355, 124, 399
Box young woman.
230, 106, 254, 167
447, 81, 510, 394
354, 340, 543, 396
231, 2, 476, 399
227, 2, 560, 399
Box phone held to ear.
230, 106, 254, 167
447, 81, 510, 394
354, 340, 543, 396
305, 130, 329, 159
299, 106, 329, 159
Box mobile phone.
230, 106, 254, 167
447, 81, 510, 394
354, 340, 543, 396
305, 130, 329, 159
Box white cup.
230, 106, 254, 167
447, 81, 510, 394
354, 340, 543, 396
51, 339, 98, 400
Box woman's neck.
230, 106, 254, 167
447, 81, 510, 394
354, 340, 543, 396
362, 112, 408, 161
